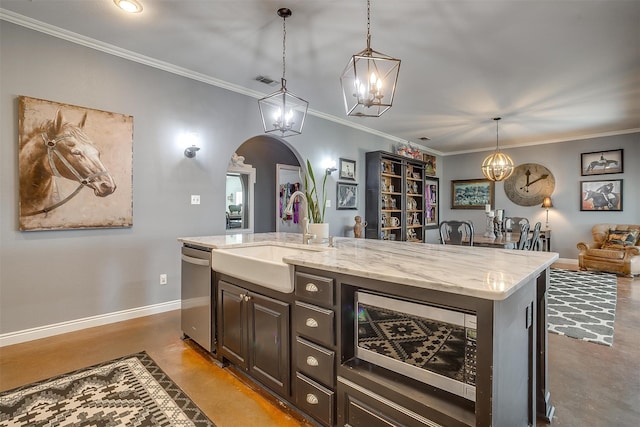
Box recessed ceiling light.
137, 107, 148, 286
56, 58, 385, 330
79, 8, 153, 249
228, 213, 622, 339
113, 0, 143, 14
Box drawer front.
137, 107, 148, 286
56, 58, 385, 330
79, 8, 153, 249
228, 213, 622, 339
296, 337, 335, 387
294, 301, 335, 347
295, 272, 334, 307
337, 377, 447, 427
296, 373, 335, 427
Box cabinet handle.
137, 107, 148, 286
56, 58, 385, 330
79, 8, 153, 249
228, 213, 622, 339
305, 318, 318, 328
305, 282, 319, 293
306, 393, 319, 405
244, 295, 251, 302
239, 293, 246, 300
306, 356, 319, 366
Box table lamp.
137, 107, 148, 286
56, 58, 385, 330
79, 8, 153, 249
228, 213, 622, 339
541, 197, 553, 229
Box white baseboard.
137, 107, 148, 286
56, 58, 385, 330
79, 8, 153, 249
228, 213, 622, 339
0, 300, 181, 347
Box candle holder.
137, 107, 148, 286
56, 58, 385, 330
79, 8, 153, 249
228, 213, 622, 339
484, 212, 496, 238
494, 217, 503, 237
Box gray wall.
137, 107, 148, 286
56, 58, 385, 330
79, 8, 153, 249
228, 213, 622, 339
0, 22, 395, 335
438, 135, 639, 257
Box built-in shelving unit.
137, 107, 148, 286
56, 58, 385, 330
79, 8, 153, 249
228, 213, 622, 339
365, 151, 438, 242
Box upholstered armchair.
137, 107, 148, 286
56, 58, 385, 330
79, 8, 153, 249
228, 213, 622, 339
577, 224, 640, 277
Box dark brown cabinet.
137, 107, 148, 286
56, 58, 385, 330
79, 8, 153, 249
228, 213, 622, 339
218, 280, 290, 397
365, 151, 434, 242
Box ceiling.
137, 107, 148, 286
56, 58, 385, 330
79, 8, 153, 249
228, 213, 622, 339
1, 0, 639, 155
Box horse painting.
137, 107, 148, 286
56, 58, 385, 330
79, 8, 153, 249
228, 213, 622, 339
19, 109, 117, 219
584, 158, 619, 172
17, 96, 133, 231
583, 190, 620, 210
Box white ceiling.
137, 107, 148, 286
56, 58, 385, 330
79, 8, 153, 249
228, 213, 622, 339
1, 0, 639, 155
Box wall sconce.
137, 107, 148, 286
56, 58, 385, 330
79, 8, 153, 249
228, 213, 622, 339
541, 196, 553, 229
184, 145, 200, 158
323, 159, 337, 175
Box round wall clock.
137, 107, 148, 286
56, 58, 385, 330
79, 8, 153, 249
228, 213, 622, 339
503, 163, 555, 206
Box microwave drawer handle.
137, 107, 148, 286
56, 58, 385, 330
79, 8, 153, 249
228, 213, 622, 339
306, 393, 319, 405
305, 282, 319, 293
305, 318, 318, 328
306, 356, 319, 367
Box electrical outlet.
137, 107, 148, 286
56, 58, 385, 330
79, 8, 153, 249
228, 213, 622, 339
159, 274, 167, 285
191, 195, 200, 205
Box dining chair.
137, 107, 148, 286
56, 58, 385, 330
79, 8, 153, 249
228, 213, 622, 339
504, 216, 529, 233
439, 220, 474, 246
516, 222, 531, 250
527, 222, 543, 251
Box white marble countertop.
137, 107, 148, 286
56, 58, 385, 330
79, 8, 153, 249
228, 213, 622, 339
178, 233, 559, 300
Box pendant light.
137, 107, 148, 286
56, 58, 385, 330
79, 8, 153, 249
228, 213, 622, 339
481, 117, 514, 181
258, 8, 308, 138
340, 0, 401, 117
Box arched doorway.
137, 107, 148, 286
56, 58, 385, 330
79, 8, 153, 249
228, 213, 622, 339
230, 135, 301, 233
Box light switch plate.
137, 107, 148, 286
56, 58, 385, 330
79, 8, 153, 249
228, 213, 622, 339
325, 200, 331, 208
191, 195, 200, 205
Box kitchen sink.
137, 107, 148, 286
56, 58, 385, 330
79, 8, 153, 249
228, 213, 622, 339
211, 244, 326, 293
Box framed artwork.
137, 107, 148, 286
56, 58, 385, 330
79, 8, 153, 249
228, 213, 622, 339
339, 158, 356, 180
581, 149, 623, 176
337, 182, 358, 209
451, 178, 495, 209
424, 177, 439, 228
18, 96, 133, 231
423, 153, 436, 176
580, 179, 623, 211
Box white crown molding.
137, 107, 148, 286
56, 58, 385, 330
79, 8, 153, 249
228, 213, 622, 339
0, 300, 180, 347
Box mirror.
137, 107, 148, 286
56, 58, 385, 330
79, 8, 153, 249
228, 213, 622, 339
276, 164, 302, 232
226, 153, 256, 233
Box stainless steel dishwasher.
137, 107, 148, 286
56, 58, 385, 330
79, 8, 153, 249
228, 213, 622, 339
181, 244, 214, 352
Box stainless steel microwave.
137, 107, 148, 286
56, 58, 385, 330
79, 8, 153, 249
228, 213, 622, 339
355, 291, 477, 401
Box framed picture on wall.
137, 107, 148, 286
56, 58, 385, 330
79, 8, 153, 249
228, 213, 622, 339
337, 182, 358, 209
580, 179, 623, 211
339, 158, 356, 180
423, 154, 436, 176
581, 149, 623, 176
451, 178, 495, 209
18, 96, 133, 231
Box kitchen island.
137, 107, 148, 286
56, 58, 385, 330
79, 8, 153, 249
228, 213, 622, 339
179, 233, 558, 426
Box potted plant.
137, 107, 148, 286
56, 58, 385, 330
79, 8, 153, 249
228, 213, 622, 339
302, 159, 329, 240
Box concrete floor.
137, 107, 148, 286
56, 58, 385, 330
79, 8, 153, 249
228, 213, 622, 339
1, 263, 638, 427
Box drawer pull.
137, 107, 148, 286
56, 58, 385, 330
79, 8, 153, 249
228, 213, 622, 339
305, 318, 318, 328
305, 282, 319, 293
306, 393, 319, 405
306, 356, 319, 366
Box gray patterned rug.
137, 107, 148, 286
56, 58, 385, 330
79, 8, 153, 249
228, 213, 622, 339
548, 268, 617, 346
0, 351, 215, 426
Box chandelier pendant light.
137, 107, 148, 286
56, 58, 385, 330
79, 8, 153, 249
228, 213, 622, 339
340, 0, 401, 117
481, 117, 515, 182
258, 8, 308, 137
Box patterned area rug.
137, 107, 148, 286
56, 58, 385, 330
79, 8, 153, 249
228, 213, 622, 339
548, 268, 617, 346
0, 352, 215, 426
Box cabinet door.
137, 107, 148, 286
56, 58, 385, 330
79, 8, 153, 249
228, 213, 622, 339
248, 293, 290, 396
218, 281, 248, 369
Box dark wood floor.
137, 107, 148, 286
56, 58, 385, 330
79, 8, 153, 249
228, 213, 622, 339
1, 263, 638, 427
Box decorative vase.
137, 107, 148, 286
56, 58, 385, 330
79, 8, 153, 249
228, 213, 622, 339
308, 223, 329, 242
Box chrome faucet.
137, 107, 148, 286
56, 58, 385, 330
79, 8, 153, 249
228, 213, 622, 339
285, 191, 315, 244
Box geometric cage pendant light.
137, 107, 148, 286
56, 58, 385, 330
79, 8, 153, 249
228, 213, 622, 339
258, 8, 309, 137
340, 0, 401, 117
481, 117, 515, 181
